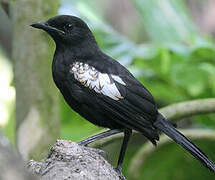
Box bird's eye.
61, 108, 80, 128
65, 23, 73, 30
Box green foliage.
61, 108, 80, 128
133, 0, 198, 43
138, 140, 215, 180
0, 0, 214, 178
52, 0, 215, 179
0, 50, 15, 144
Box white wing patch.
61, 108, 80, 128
69, 62, 126, 100
111, 75, 126, 86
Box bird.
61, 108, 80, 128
30, 15, 215, 177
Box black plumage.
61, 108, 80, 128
30, 15, 215, 175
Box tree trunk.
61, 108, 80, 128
13, 0, 60, 160
0, 129, 39, 180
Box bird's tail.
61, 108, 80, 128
154, 113, 215, 172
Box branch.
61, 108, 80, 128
27, 98, 215, 179
159, 98, 215, 120
127, 129, 215, 180
0, 0, 10, 16
28, 140, 122, 180
90, 98, 215, 148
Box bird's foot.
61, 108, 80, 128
114, 166, 126, 180
77, 140, 89, 146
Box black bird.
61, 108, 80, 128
31, 15, 215, 176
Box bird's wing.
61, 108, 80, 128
69, 62, 125, 101
67, 61, 159, 142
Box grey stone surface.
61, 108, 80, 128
28, 140, 121, 180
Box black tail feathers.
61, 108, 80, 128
154, 113, 215, 172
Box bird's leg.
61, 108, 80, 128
77, 129, 123, 159
114, 129, 132, 179
77, 129, 123, 146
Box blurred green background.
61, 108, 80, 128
1, 0, 215, 179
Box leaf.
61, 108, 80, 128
171, 63, 208, 97
128, 129, 215, 180
133, 0, 197, 43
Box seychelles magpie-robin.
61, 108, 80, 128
30, 15, 215, 176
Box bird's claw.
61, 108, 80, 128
80, 146, 109, 160
114, 166, 126, 180
77, 140, 89, 146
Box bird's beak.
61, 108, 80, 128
30, 21, 48, 29
30, 22, 65, 34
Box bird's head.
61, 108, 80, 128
30, 15, 95, 47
